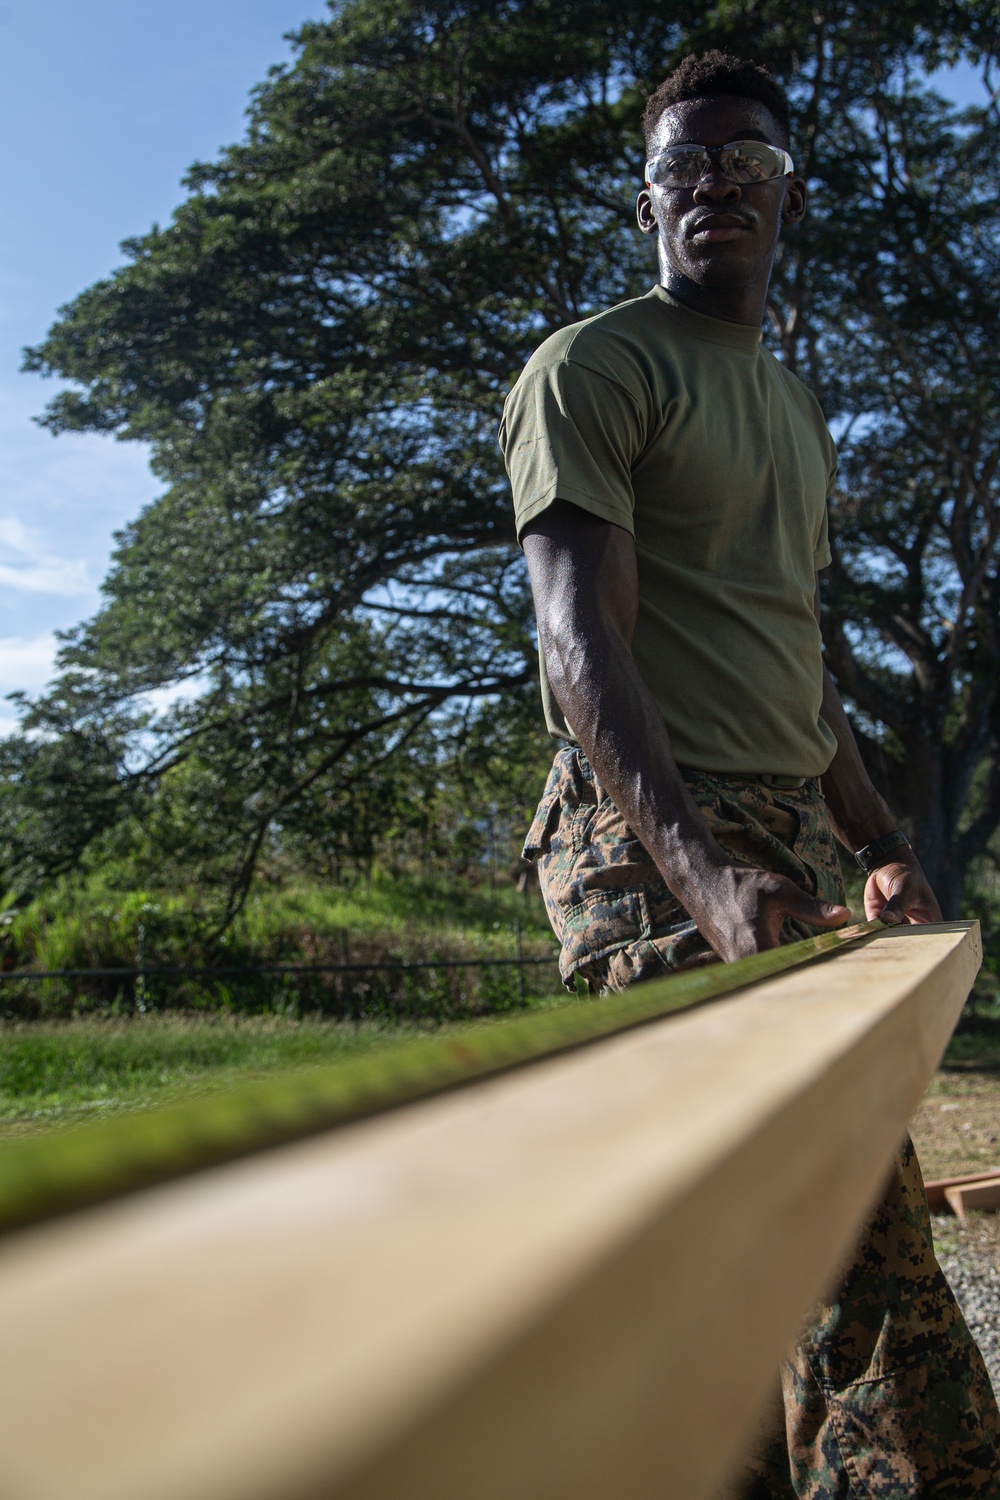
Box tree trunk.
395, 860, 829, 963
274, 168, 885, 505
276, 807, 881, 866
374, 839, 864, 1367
845, 729, 955, 915
895, 737, 973, 921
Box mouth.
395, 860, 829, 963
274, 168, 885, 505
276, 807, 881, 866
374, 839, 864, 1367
687, 215, 755, 245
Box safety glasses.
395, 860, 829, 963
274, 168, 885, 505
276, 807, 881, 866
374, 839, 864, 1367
645, 139, 794, 190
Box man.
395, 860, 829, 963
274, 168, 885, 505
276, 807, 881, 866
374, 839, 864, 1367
500, 49, 1000, 1499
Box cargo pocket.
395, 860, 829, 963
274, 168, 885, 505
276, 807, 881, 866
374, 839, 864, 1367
569, 799, 597, 853
522, 790, 561, 863
792, 792, 846, 908
558, 887, 651, 982
824, 1354, 1000, 1498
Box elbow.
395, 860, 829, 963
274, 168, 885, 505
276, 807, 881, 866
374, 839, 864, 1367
537, 605, 618, 714
536, 611, 577, 702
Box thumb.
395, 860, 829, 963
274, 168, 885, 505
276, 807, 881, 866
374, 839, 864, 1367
865, 868, 909, 926
877, 890, 908, 926
779, 885, 851, 930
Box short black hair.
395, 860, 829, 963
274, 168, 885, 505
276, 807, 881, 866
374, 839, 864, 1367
642, 51, 790, 152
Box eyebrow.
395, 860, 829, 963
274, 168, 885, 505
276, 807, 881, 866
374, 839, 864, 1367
663, 132, 776, 148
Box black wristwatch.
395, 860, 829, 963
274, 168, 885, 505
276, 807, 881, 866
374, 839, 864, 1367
854, 830, 911, 874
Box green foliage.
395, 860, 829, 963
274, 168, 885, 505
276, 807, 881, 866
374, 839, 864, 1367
958, 874, 1000, 1006
5, 0, 1000, 922
0, 866, 557, 1018
799, 81, 1000, 913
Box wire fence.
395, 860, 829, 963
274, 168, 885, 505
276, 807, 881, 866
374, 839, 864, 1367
0, 952, 564, 1022
0, 956, 558, 980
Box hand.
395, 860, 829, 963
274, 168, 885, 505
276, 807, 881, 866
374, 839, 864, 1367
863, 855, 942, 925
687, 864, 851, 963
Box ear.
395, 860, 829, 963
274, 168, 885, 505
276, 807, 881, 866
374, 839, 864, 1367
637, 188, 658, 235
782, 173, 807, 227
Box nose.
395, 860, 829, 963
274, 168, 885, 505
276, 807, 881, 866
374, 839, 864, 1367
692, 168, 741, 204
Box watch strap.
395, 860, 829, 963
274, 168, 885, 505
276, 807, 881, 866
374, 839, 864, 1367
855, 829, 911, 874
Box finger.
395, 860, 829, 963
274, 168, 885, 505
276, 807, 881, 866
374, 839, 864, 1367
865, 869, 905, 923
869, 866, 937, 926
779, 889, 851, 929
877, 895, 906, 925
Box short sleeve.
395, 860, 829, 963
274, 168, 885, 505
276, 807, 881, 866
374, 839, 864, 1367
499, 359, 646, 542
814, 442, 837, 569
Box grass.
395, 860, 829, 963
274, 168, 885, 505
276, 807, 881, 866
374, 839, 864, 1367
905, 1009, 1000, 1182
0, 1014, 455, 1137
947, 1008, 1000, 1070
3, 897, 1000, 1160
0, 870, 567, 1138
0, 955, 986, 1141
236, 874, 555, 947
910, 1070, 1000, 1181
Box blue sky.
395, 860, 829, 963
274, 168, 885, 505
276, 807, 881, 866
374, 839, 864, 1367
0, 11, 987, 731
0, 0, 322, 729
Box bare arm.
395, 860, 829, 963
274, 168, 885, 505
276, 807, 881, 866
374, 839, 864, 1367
814, 584, 942, 924
521, 502, 849, 960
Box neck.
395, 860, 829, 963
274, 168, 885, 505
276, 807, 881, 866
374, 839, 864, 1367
659, 264, 769, 328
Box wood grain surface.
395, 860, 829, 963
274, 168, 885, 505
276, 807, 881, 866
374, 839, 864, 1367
0, 922, 980, 1500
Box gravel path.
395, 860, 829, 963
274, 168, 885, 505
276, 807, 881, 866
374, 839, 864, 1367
936, 1220, 1000, 1395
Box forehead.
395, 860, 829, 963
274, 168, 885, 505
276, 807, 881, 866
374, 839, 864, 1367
649, 94, 785, 155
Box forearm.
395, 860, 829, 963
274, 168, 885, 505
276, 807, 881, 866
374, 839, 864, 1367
523, 512, 849, 956
819, 666, 899, 851
538, 605, 730, 906
818, 665, 942, 923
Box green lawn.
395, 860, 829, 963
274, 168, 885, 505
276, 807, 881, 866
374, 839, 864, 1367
0, 1014, 446, 1137
0, 871, 568, 1137
2, 972, 997, 1145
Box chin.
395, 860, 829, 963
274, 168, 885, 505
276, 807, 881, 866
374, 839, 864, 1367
672, 243, 764, 287
685, 258, 756, 289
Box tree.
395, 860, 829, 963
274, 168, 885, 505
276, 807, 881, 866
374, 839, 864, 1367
765, 68, 1000, 914
6, 0, 998, 921
829, 104, 1000, 916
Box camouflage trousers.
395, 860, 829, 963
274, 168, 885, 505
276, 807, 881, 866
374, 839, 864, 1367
524, 746, 1000, 1498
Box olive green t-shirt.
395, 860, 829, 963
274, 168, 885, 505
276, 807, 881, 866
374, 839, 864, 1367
498, 285, 839, 778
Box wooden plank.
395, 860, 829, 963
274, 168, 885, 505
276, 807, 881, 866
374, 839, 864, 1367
0, 922, 980, 1500
925, 1169, 1000, 1213
0, 921, 883, 1236
945, 1177, 1000, 1218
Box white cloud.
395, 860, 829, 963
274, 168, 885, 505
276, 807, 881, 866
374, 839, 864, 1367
0, 380, 157, 641
0, 517, 89, 596
0, 632, 60, 737
0, 631, 58, 696
0, 642, 208, 741
142, 678, 207, 717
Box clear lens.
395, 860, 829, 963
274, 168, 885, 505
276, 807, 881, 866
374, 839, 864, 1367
724, 142, 785, 183
646, 140, 792, 189
648, 146, 710, 188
